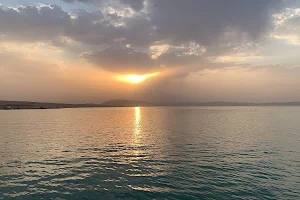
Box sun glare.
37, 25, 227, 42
117, 72, 159, 84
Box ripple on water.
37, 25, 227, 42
1, 107, 300, 199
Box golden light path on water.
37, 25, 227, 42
134, 107, 141, 135
132, 107, 143, 157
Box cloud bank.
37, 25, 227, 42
1, 0, 300, 102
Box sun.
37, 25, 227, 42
125, 75, 146, 83
116, 72, 159, 84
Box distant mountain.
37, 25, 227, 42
0, 101, 100, 110
2, 99, 300, 110
100, 99, 153, 107
100, 99, 300, 107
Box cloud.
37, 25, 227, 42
118, 0, 145, 11
81, 42, 212, 75
206, 42, 263, 64
271, 7, 300, 45
0, 0, 282, 46
63, 0, 94, 3
147, 0, 283, 46
0, 0, 292, 76
0, 5, 71, 44
150, 44, 170, 59
0, 4, 154, 47
208, 55, 263, 64
2, 0, 300, 102
271, 33, 300, 45
62, 0, 145, 11
81, 47, 157, 73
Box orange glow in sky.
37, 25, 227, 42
116, 72, 160, 84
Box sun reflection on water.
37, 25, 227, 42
132, 107, 143, 156
134, 107, 141, 135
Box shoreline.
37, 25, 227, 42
3, 100, 300, 110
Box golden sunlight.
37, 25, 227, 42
116, 72, 160, 84
134, 107, 141, 135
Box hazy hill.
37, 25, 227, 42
100, 99, 154, 107
2, 99, 300, 109
99, 100, 300, 107
0, 101, 100, 110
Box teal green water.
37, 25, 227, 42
0, 107, 300, 199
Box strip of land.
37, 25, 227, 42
2, 99, 300, 110
0, 101, 98, 110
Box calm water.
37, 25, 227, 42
0, 107, 300, 199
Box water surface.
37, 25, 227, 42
0, 107, 300, 199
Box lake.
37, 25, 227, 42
0, 107, 300, 199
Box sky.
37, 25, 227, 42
1, 0, 300, 103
